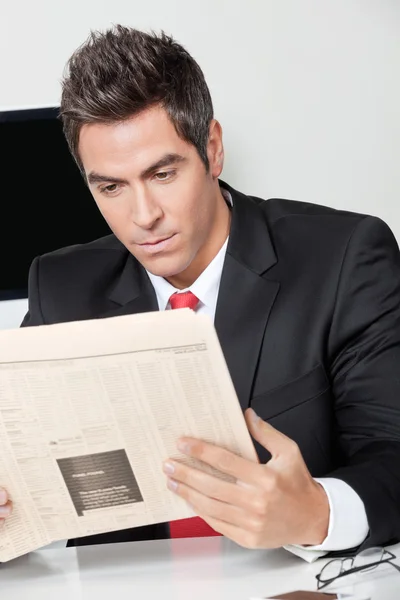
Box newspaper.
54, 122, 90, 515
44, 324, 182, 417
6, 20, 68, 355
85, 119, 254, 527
0, 309, 258, 562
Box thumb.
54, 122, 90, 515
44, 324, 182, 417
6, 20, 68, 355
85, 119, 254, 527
245, 408, 292, 457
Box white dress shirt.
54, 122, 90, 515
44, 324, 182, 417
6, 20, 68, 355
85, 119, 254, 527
146, 212, 369, 562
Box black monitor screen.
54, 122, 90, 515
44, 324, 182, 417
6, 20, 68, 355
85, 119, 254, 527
1, 107, 111, 300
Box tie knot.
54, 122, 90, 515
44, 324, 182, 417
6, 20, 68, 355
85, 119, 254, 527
169, 291, 199, 311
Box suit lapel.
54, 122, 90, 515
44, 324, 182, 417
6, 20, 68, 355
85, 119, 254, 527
215, 184, 280, 412
99, 252, 158, 319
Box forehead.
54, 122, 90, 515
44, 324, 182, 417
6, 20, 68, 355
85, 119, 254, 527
78, 105, 192, 174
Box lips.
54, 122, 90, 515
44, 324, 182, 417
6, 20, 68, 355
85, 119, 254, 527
137, 234, 177, 255
139, 235, 172, 246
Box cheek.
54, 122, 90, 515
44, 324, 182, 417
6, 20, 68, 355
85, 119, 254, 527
174, 198, 207, 242
173, 179, 211, 229
190, 193, 215, 233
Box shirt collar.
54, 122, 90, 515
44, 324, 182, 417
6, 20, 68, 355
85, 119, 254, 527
146, 237, 228, 310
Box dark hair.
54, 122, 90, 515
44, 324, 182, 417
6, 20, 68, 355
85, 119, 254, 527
60, 25, 214, 175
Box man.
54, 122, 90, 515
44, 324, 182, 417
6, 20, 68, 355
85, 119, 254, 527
1, 25, 399, 560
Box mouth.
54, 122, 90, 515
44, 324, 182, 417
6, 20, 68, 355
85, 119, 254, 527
137, 234, 177, 255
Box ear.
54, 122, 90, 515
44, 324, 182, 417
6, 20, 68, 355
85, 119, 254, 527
207, 119, 224, 178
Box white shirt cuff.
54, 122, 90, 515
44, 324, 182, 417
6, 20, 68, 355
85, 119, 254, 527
284, 477, 370, 563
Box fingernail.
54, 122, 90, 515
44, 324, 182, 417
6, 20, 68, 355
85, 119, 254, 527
0, 490, 7, 504
248, 408, 260, 425
167, 478, 178, 492
163, 461, 175, 475
0, 506, 10, 517
177, 440, 191, 454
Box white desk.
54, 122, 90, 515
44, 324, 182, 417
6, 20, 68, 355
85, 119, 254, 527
0, 538, 399, 599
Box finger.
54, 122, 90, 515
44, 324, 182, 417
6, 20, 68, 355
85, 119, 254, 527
163, 460, 255, 509
0, 501, 12, 518
0, 488, 8, 505
176, 439, 261, 485
245, 408, 295, 458
166, 478, 263, 532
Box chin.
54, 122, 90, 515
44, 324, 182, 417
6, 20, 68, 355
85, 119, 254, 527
143, 255, 191, 279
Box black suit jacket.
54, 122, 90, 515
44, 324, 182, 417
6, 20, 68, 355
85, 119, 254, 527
21, 181, 400, 551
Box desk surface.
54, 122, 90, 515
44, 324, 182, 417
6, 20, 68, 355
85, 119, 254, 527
1, 538, 399, 599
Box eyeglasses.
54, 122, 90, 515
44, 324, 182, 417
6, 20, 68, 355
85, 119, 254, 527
316, 547, 400, 590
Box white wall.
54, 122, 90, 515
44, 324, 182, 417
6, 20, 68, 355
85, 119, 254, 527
1, 0, 399, 328
0, 299, 28, 329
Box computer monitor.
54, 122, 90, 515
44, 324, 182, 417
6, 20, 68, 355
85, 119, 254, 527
0, 106, 111, 300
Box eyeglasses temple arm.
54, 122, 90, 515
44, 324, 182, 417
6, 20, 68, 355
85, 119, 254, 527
389, 561, 400, 573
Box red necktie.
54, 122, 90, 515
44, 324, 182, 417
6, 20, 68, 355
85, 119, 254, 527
168, 290, 221, 538
169, 291, 199, 311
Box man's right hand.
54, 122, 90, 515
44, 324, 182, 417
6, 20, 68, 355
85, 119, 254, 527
0, 488, 12, 526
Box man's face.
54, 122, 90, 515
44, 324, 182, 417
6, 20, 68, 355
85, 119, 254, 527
78, 105, 229, 288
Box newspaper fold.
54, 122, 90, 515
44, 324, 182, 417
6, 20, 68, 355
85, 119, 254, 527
0, 309, 257, 562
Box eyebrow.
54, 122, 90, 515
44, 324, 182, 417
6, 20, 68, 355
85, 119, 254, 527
86, 153, 187, 186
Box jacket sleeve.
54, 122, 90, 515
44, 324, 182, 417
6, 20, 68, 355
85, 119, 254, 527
327, 215, 400, 549
20, 257, 45, 327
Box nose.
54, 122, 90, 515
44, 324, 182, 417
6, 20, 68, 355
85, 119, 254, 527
131, 188, 163, 230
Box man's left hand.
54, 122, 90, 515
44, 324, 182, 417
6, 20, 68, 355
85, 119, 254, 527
163, 408, 330, 548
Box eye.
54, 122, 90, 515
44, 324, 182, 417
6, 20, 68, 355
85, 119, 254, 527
99, 184, 119, 195
154, 170, 176, 182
